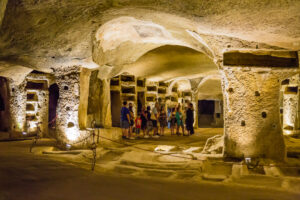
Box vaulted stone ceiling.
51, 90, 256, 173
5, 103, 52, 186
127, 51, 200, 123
0, 0, 299, 81
120, 45, 218, 82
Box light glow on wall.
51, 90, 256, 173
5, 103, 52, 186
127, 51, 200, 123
65, 126, 80, 142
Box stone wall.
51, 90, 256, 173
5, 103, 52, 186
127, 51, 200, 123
25, 72, 53, 137
55, 66, 82, 144
282, 74, 299, 135
9, 79, 27, 134
221, 50, 299, 161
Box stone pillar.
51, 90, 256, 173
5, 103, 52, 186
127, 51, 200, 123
282, 75, 299, 135
35, 89, 49, 137
8, 79, 26, 134
192, 91, 198, 129
99, 79, 112, 127
222, 50, 299, 161
55, 66, 82, 144
78, 68, 91, 129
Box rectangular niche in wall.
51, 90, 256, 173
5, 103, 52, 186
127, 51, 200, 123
223, 51, 299, 68
281, 79, 290, 85
26, 103, 35, 111
171, 96, 178, 102
137, 79, 145, 87
172, 87, 178, 92
121, 86, 135, 94
27, 92, 38, 101
146, 96, 155, 102
26, 80, 48, 90
26, 114, 38, 121
147, 86, 157, 92
182, 92, 192, 97
122, 95, 135, 101
285, 86, 298, 94
121, 75, 135, 82
110, 79, 120, 86
159, 81, 168, 87
158, 88, 166, 94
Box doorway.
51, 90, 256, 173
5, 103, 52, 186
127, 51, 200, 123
0, 77, 10, 132
137, 92, 145, 113
110, 91, 121, 127
48, 84, 59, 128
198, 100, 215, 127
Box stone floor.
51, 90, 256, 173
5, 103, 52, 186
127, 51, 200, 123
1, 128, 300, 199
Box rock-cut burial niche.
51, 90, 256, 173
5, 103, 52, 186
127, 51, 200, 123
121, 75, 135, 82
67, 122, 74, 128
284, 86, 298, 95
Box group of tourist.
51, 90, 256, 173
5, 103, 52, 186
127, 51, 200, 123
120, 101, 194, 139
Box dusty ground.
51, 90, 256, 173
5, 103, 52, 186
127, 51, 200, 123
1, 128, 300, 199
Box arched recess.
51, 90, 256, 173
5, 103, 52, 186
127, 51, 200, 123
92, 16, 219, 129
196, 75, 223, 128
92, 16, 216, 77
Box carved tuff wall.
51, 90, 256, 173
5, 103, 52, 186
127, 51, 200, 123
222, 50, 299, 161
9, 79, 27, 134
55, 66, 82, 144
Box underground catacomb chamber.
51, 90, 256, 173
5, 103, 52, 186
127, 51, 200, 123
1, 2, 300, 198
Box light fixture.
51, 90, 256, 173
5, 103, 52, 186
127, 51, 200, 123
66, 144, 71, 150
22, 132, 27, 135
245, 157, 251, 164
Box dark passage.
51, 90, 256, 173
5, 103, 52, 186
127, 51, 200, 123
111, 91, 121, 127
48, 84, 59, 128
198, 100, 215, 128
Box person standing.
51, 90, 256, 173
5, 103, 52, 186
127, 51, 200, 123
141, 106, 147, 137
151, 102, 159, 138
120, 101, 130, 139
158, 106, 167, 136
145, 106, 152, 138
135, 113, 142, 137
175, 107, 185, 135
185, 103, 194, 135
128, 103, 135, 139
170, 108, 177, 135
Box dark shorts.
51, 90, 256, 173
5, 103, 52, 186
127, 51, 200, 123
141, 120, 147, 129
159, 120, 167, 128
121, 120, 129, 129
152, 120, 157, 128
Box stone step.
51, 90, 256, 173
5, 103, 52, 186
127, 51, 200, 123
113, 165, 140, 175
202, 174, 228, 182
143, 169, 174, 178
119, 159, 201, 171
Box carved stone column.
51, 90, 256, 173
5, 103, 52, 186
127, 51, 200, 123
221, 50, 299, 161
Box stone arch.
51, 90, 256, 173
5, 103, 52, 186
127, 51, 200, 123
196, 74, 223, 100
92, 16, 216, 76
167, 78, 191, 96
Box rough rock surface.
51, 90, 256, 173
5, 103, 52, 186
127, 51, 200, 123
54, 66, 81, 143
201, 135, 224, 154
